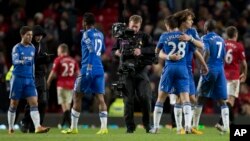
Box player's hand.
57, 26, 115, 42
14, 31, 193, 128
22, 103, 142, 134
169, 53, 181, 61
115, 50, 122, 57
240, 73, 247, 82
23, 60, 32, 65
133, 48, 141, 56
179, 33, 192, 42
200, 64, 209, 75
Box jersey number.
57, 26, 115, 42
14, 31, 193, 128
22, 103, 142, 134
225, 49, 233, 64
168, 41, 186, 58
62, 63, 75, 77
216, 41, 223, 58
94, 39, 102, 56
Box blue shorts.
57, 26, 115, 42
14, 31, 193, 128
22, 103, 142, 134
9, 75, 37, 100
74, 73, 105, 95
159, 65, 189, 94
197, 68, 227, 100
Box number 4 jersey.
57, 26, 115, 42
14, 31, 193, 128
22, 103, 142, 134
224, 40, 245, 80
52, 55, 80, 89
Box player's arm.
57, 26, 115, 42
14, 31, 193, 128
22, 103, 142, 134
159, 49, 181, 61
180, 34, 204, 49
240, 59, 247, 82
46, 70, 57, 89
47, 60, 58, 88
84, 32, 95, 71
194, 50, 209, 75
12, 46, 30, 65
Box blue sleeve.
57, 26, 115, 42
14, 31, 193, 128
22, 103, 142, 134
12, 46, 24, 65
191, 28, 201, 40
84, 31, 95, 66
102, 34, 106, 54
202, 36, 210, 53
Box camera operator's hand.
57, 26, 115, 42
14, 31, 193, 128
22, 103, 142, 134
115, 50, 122, 57
133, 48, 141, 56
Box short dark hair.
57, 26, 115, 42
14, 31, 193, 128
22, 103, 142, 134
83, 12, 95, 25
204, 19, 216, 32
20, 26, 32, 35
164, 15, 178, 29
226, 26, 238, 38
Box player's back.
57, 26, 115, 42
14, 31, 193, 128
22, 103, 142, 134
202, 32, 225, 69
81, 28, 105, 74
53, 55, 79, 89
161, 31, 189, 66
224, 40, 245, 80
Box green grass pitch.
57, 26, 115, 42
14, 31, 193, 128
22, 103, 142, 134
0, 127, 229, 141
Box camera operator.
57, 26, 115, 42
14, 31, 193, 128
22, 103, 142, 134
112, 15, 155, 133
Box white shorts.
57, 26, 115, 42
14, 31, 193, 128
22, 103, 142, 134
57, 87, 73, 105
227, 80, 240, 98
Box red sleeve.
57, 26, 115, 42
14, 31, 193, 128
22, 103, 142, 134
238, 42, 246, 61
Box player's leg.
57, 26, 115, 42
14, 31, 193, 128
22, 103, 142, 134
214, 73, 229, 133
57, 87, 71, 128
64, 89, 73, 127
193, 74, 213, 131
26, 78, 50, 133
8, 99, 19, 134
150, 90, 168, 133
174, 97, 185, 134
8, 75, 22, 134
217, 80, 239, 128
94, 74, 108, 134
169, 94, 177, 129
62, 76, 84, 134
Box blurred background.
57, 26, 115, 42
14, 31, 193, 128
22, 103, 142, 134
0, 0, 250, 127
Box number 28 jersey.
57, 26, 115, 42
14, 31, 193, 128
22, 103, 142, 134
224, 40, 245, 80
157, 31, 189, 66
81, 28, 105, 75
52, 55, 80, 89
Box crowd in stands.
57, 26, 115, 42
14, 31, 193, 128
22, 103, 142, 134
0, 0, 250, 116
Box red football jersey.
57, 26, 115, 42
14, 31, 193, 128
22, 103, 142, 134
52, 55, 79, 89
224, 40, 245, 80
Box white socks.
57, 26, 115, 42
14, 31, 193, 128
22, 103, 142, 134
192, 105, 203, 128
8, 107, 16, 130
183, 102, 192, 131
30, 106, 41, 129
99, 111, 108, 129
153, 102, 163, 129
174, 104, 183, 131
221, 105, 229, 131
71, 108, 80, 129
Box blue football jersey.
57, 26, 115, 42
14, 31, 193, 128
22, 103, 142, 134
157, 31, 189, 66
80, 28, 105, 74
12, 43, 35, 78
185, 28, 201, 69
202, 32, 225, 69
